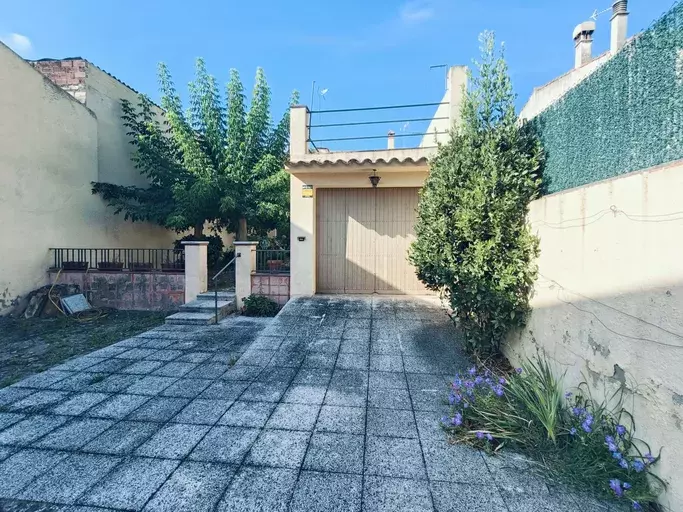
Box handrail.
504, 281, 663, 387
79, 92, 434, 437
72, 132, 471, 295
211, 256, 237, 325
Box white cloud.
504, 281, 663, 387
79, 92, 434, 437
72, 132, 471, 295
399, 1, 436, 24
1, 33, 33, 55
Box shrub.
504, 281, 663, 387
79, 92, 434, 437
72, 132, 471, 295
174, 234, 224, 269
410, 32, 542, 356
242, 295, 279, 317
441, 358, 664, 510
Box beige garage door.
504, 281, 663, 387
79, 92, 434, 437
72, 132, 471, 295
316, 188, 428, 294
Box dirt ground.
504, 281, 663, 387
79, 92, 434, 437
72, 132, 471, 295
0, 310, 166, 388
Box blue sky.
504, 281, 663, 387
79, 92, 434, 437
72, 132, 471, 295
1, 0, 675, 150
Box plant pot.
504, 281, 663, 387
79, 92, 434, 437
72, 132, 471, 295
97, 262, 124, 271
267, 260, 284, 272
130, 262, 154, 272
62, 261, 88, 271
161, 261, 184, 272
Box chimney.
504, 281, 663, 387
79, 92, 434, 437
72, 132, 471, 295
387, 131, 395, 150
573, 21, 596, 68
611, 0, 629, 54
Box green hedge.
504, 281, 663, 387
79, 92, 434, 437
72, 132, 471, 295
533, 1, 683, 195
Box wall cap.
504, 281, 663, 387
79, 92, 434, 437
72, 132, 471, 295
181, 241, 209, 246
233, 241, 259, 246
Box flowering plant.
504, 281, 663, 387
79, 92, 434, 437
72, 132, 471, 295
441, 357, 664, 510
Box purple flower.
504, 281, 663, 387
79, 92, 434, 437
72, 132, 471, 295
494, 385, 504, 397
632, 460, 645, 473
499, 377, 507, 385
644, 453, 655, 464
572, 407, 586, 417
468, 367, 477, 376
515, 368, 523, 374
486, 433, 494, 441
465, 380, 475, 389
613, 452, 623, 460
476, 431, 484, 439
605, 435, 615, 444
619, 459, 629, 470
452, 413, 462, 427
609, 479, 623, 497
463, 402, 469, 408
569, 428, 577, 436
633, 502, 642, 510
616, 424, 626, 437
607, 442, 618, 453
564, 392, 572, 399
475, 376, 483, 385
623, 482, 632, 490
581, 421, 592, 433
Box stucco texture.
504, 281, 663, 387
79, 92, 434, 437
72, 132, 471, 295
0, 43, 177, 310
505, 159, 683, 511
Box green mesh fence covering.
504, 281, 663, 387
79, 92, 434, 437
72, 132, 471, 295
532, 1, 683, 195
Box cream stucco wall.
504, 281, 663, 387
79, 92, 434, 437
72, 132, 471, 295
505, 159, 683, 510
84, 65, 157, 188
288, 169, 428, 297
0, 43, 177, 310
519, 53, 610, 121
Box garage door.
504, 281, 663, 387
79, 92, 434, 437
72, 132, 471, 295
316, 188, 428, 294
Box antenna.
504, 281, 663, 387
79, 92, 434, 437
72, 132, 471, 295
430, 64, 448, 91
590, 6, 611, 20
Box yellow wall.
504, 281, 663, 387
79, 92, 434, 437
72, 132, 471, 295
505, 159, 683, 510
288, 168, 428, 296
0, 43, 177, 310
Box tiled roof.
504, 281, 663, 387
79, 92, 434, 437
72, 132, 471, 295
287, 155, 430, 168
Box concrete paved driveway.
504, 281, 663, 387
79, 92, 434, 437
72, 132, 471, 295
0, 297, 609, 511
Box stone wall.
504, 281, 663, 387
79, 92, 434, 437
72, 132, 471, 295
50, 271, 184, 311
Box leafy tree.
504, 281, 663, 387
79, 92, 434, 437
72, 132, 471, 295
92, 59, 297, 240
410, 32, 543, 356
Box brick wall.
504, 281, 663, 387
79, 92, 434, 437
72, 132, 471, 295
30, 59, 87, 104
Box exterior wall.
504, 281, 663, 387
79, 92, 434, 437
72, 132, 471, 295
519, 53, 610, 121
84, 65, 158, 187
251, 274, 290, 306
421, 65, 468, 147
504, 159, 683, 510
50, 270, 184, 311
0, 43, 176, 311
289, 169, 428, 297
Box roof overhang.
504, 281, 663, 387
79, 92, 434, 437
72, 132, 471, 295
286, 147, 434, 174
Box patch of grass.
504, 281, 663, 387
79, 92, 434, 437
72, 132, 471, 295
441, 357, 664, 511
0, 310, 166, 388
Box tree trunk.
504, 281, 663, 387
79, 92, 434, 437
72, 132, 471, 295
237, 218, 248, 241
194, 223, 204, 237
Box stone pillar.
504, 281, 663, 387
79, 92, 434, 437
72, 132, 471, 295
182, 241, 208, 304
290, 105, 310, 159
234, 241, 258, 310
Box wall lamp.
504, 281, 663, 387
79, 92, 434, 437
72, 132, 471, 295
369, 170, 381, 188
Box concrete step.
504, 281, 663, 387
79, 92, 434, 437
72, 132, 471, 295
180, 299, 233, 313
164, 311, 218, 325
197, 291, 235, 301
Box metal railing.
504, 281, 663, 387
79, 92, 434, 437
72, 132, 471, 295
211, 256, 236, 324
49, 248, 184, 272
308, 101, 449, 152
255, 250, 290, 274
